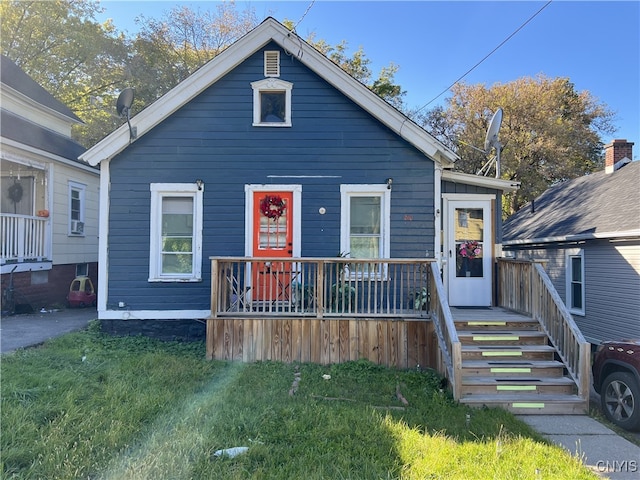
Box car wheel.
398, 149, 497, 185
601, 371, 640, 431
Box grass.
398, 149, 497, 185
1, 321, 597, 479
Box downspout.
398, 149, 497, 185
96, 160, 110, 316
433, 164, 443, 268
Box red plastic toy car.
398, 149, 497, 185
66, 276, 96, 308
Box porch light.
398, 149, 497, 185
386, 178, 393, 190
195, 179, 204, 191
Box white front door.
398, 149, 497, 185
446, 199, 493, 306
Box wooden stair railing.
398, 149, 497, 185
496, 259, 590, 411
428, 262, 462, 400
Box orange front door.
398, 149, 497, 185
252, 191, 293, 301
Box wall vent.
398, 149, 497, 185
264, 51, 280, 77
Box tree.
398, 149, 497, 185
298, 26, 406, 109
1, 0, 130, 146
2, 1, 406, 146
128, 2, 260, 110
414, 75, 616, 216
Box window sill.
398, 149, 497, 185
148, 277, 202, 283
252, 122, 291, 127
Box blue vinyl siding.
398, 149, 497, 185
106, 44, 436, 311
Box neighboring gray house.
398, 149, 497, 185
503, 139, 640, 344
0, 55, 99, 311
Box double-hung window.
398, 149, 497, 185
340, 185, 390, 276
69, 181, 86, 235
149, 183, 203, 282
566, 249, 585, 315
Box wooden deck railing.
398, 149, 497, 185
211, 257, 434, 318
497, 258, 591, 401
428, 261, 462, 399
1, 214, 49, 263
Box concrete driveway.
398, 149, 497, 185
0, 307, 97, 354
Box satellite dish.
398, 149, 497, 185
116, 88, 134, 118
482, 108, 503, 178
115, 88, 137, 141
484, 108, 503, 152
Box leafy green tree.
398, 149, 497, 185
294, 24, 405, 109
1, 0, 130, 146
2, 1, 405, 146
414, 75, 616, 216
127, 2, 260, 110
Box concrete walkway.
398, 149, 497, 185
0, 307, 97, 354
517, 414, 640, 479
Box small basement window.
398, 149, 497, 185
251, 78, 293, 127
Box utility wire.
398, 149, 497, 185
293, 0, 316, 33
416, 0, 553, 113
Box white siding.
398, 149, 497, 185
51, 162, 99, 265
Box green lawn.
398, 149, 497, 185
1, 321, 596, 479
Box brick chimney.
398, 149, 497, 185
604, 139, 634, 173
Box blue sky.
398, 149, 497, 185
98, 1, 639, 152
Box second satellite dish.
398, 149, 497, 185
484, 108, 503, 178
484, 108, 503, 153
115, 88, 136, 141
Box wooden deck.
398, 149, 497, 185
450, 307, 531, 322
206, 316, 436, 369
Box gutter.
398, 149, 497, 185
503, 230, 640, 247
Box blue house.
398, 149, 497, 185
80, 18, 598, 414
80, 18, 519, 350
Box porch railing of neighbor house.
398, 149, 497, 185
497, 258, 591, 402
0, 214, 49, 263
211, 257, 434, 318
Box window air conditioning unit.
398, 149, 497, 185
71, 220, 84, 234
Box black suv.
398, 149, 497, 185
592, 339, 640, 431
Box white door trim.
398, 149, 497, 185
244, 184, 302, 257
443, 194, 494, 306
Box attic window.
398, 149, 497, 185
251, 78, 293, 127
264, 51, 280, 77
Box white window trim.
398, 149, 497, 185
149, 183, 203, 282
340, 184, 391, 278
251, 78, 293, 127
68, 181, 86, 236
565, 248, 585, 316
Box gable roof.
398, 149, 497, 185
80, 17, 458, 168
1, 110, 86, 161
1, 55, 82, 123
503, 160, 640, 245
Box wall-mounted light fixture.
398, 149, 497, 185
195, 179, 204, 191
386, 177, 393, 190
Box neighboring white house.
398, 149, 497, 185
503, 139, 640, 345
1, 55, 99, 311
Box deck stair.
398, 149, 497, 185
452, 308, 588, 415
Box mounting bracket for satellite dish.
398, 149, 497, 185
116, 88, 137, 141
483, 108, 503, 178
